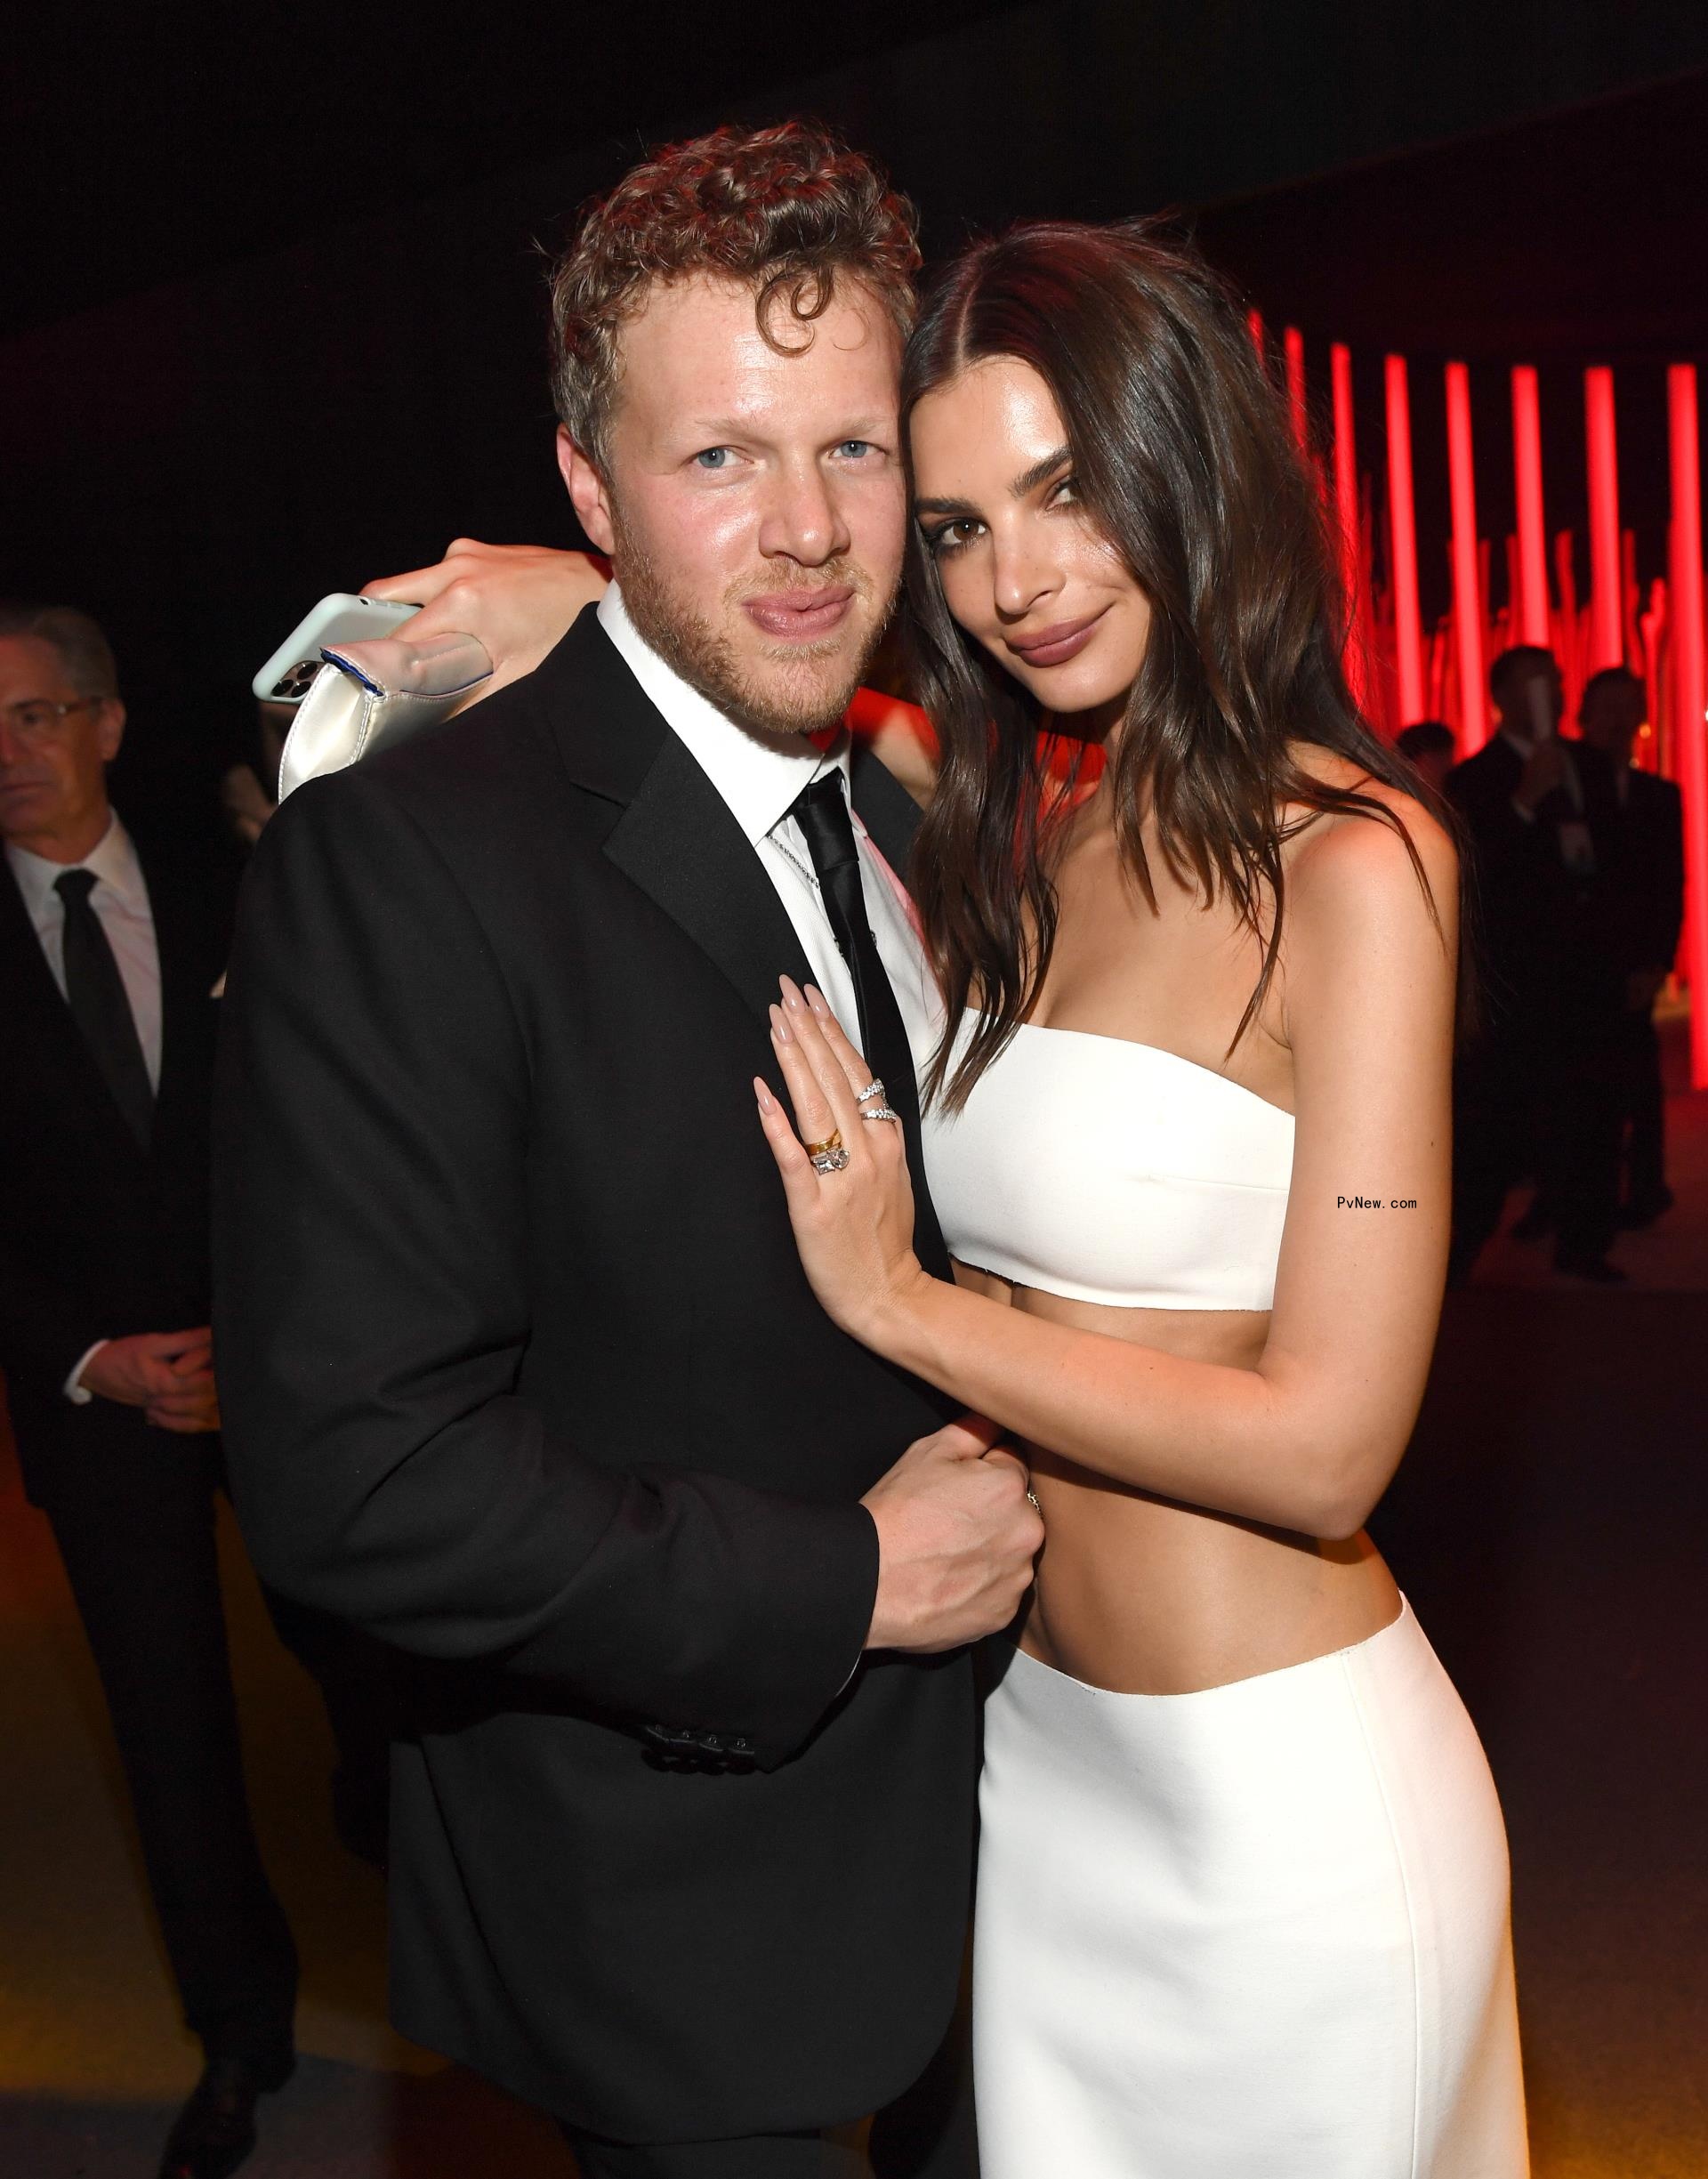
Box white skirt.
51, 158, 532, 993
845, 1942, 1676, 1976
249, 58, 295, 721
973, 1601, 1527, 2177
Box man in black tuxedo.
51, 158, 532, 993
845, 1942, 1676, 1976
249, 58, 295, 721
1578, 666, 1686, 1226
0, 603, 298, 2178
214, 124, 1038, 2179
1446, 644, 1626, 1281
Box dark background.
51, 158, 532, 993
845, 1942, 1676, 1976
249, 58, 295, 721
5, 0, 1706, 819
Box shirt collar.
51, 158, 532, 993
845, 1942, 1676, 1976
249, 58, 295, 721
597, 581, 850, 845
4, 810, 146, 921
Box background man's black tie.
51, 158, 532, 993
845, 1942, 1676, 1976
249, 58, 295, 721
56, 868, 154, 1148
789, 772, 950, 1279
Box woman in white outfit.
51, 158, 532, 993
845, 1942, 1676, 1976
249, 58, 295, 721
753, 220, 1527, 2176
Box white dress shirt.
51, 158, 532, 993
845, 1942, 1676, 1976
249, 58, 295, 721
5, 811, 162, 1400
6, 812, 163, 1087
597, 585, 943, 1077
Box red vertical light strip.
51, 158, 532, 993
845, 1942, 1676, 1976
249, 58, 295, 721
1284, 327, 1308, 452
1329, 343, 1369, 712
1247, 308, 1266, 364
1446, 363, 1489, 752
1511, 367, 1551, 645
1584, 367, 1624, 672
1384, 355, 1425, 726
1667, 365, 1708, 1085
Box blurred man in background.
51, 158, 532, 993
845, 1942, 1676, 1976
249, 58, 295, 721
1577, 666, 1685, 1228
0, 601, 298, 2177
1396, 719, 1457, 795
1446, 644, 1625, 1283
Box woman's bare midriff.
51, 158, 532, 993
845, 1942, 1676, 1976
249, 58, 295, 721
960, 1270, 1402, 1697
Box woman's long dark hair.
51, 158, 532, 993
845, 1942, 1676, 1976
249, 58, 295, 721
903, 219, 1453, 1110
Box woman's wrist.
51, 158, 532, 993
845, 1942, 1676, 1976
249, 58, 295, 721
857, 1257, 943, 1370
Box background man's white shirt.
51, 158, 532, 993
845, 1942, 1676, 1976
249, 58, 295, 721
5, 812, 162, 1400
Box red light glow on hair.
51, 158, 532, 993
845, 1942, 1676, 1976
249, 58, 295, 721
1284, 327, 1308, 452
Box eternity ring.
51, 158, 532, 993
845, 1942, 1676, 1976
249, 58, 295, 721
854, 1080, 886, 1104
859, 1104, 902, 1125
1026, 1489, 1043, 1514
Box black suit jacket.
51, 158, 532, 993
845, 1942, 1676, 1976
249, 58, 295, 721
212, 610, 978, 2142
1608, 767, 1686, 976
0, 821, 230, 1504
1446, 732, 1624, 1033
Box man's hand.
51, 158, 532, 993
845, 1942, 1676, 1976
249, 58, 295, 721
1513, 737, 1571, 816
862, 1414, 1043, 1653
80, 1330, 222, 1434
362, 541, 608, 706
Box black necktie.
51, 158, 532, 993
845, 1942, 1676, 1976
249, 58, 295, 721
55, 868, 154, 1148
790, 772, 950, 1279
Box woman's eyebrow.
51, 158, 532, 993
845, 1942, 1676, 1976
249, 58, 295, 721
1009, 445, 1073, 497
913, 445, 1073, 519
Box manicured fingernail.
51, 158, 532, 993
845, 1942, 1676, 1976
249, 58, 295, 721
769, 1004, 792, 1044
753, 1076, 776, 1112
804, 984, 829, 1017
780, 977, 804, 1012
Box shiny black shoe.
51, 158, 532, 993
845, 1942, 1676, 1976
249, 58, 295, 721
1617, 1187, 1675, 1231
157, 2053, 293, 2179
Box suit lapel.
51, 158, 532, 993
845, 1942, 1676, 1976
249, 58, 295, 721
541, 609, 816, 1023
849, 739, 924, 887
604, 734, 816, 1021
0, 852, 147, 1157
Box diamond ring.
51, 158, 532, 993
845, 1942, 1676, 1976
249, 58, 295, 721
859, 1104, 901, 1124
854, 1080, 886, 1104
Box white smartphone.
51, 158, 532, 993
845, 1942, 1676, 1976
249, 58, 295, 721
253, 593, 421, 703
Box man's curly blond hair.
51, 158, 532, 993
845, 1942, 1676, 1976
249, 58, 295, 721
548, 121, 922, 471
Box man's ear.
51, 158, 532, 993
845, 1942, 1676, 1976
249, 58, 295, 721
97, 698, 126, 764
558, 427, 616, 557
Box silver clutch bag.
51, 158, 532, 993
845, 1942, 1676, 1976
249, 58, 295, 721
276, 631, 493, 803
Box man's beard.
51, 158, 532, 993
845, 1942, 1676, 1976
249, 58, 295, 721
612, 507, 890, 747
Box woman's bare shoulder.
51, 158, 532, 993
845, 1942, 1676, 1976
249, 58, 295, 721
1284, 744, 1456, 898
1283, 766, 1458, 972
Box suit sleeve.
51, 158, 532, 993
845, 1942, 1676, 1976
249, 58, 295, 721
1650, 779, 1687, 971
0, 1238, 102, 1404
212, 768, 877, 1766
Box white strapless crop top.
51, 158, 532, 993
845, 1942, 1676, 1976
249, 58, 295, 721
920, 1021, 1295, 1311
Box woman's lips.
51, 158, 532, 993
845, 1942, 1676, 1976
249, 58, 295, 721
743, 586, 856, 642
1006, 606, 1108, 667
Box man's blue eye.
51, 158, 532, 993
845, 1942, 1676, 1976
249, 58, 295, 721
695, 448, 731, 470
838, 440, 875, 459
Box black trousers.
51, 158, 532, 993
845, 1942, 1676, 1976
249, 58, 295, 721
38, 1419, 298, 2074
1615, 1005, 1668, 1210
1450, 1016, 1623, 1279
562, 1989, 976, 2179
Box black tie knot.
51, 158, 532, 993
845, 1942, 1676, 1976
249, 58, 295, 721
56, 867, 98, 908
792, 771, 861, 876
